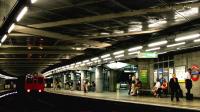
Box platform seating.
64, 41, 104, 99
138, 88, 152, 96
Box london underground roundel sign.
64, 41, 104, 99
191, 65, 200, 81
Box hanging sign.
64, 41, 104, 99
137, 52, 158, 58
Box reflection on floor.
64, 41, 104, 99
45, 88, 200, 111
0, 89, 11, 93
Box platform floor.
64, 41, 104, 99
0, 89, 10, 93
45, 88, 200, 111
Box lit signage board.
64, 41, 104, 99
137, 52, 158, 58
175, 66, 185, 83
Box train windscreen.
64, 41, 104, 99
38, 78, 44, 84
26, 78, 33, 83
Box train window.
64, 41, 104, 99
34, 79, 37, 83
38, 78, 43, 84
26, 78, 33, 83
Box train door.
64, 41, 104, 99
25, 76, 33, 92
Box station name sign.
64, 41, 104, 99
191, 64, 200, 81
137, 52, 158, 58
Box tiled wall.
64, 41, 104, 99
174, 51, 200, 97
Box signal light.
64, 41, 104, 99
27, 89, 30, 92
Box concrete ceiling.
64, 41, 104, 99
1, 0, 200, 76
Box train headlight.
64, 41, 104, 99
38, 89, 42, 93
27, 89, 30, 92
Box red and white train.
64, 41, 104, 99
25, 74, 44, 93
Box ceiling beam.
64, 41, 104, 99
0, 49, 84, 54
32, 0, 106, 13
1, 45, 87, 50
0, 66, 48, 68
28, 2, 200, 28
0, 60, 60, 63
110, 0, 131, 11
0, 58, 67, 60
0, 63, 53, 65
8, 33, 33, 37
86, 29, 160, 39
14, 25, 111, 48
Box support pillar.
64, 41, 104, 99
80, 71, 86, 91
108, 70, 117, 92
60, 74, 65, 89
137, 59, 153, 89
95, 66, 103, 92
166, 12, 175, 26
142, 21, 148, 31
63, 74, 66, 89
71, 72, 77, 90
52, 75, 56, 88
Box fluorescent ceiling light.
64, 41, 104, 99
91, 57, 99, 61
145, 47, 160, 52
128, 25, 142, 32
83, 60, 89, 63
175, 34, 200, 41
175, 7, 199, 21
128, 27, 142, 32
72, 47, 84, 50
16, 6, 28, 22
148, 40, 168, 47
158, 52, 167, 55
1, 35, 7, 43
80, 63, 85, 66
106, 62, 128, 70
100, 32, 110, 35
103, 57, 112, 61
0, 74, 17, 79
167, 42, 185, 47
86, 62, 93, 65
128, 51, 140, 55
113, 50, 124, 55
115, 54, 124, 58
128, 46, 143, 52
148, 20, 167, 28
31, 0, 38, 4
76, 62, 82, 65
113, 30, 124, 34
129, 21, 142, 25
94, 60, 101, 63
70, 63, 75, 66
8, 23, 15, 33
75, 65, 79, 67
101, 54, 110, 58
194, 38, 200, 42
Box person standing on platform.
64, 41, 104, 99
128, 75, 132, 95
83, 80, 88, 93
130, 75, 136, 95
169, 74, 180, 101
185, 68, 192, 94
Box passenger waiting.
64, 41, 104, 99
83, 80, 88, 93
161, 79, 168, 97
91, 81, 96, 92
169, 74, 180, 101
132, 78, 142, 96
129, 75, 136, 95
128, 75, 132, 95
152, 78, 161, 97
